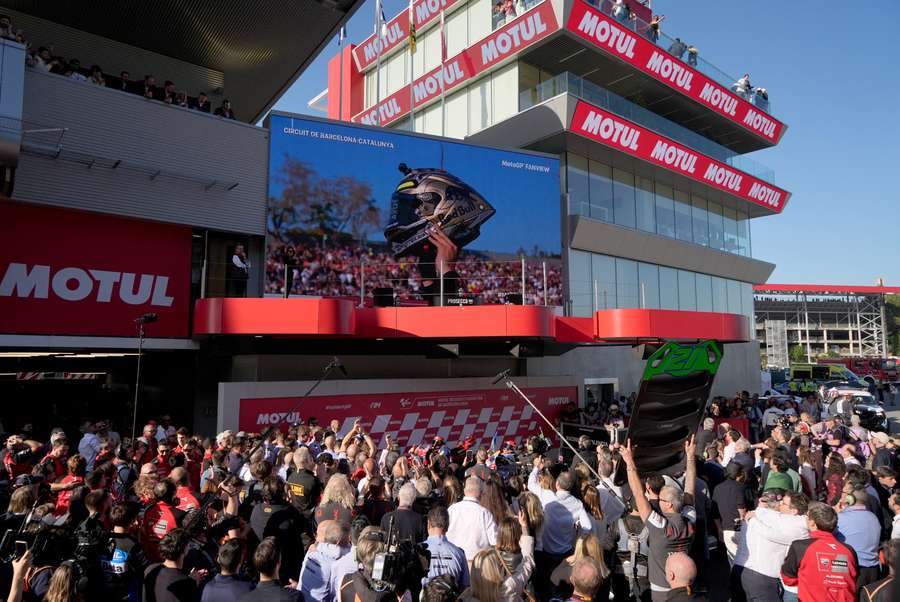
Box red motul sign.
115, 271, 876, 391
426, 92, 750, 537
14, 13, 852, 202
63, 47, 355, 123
353, 1, 559, 126
567, 2, 786, 144
239, 386, 577, 448
0, 201, 192, 337
570, 100, 790, 212
352, 0, 464, 72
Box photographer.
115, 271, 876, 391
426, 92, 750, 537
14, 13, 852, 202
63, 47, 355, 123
337, 526, 404, 602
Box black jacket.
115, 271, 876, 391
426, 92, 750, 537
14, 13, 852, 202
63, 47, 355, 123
238, 580, 302, 601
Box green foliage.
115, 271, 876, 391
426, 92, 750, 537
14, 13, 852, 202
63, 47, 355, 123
886, 295, 900, 355
789, 344, 806, 363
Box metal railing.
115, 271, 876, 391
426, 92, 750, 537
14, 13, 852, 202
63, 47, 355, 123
519, 71, 775, 181
584, 0, 774, 114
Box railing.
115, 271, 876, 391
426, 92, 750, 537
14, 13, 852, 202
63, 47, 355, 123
585, 0, 774, 114
492, 0, 546, 30
520, 71, 775, 181
263, 253, 565, 307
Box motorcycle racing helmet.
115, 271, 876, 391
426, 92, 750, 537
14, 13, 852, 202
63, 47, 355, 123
384, 163, 496, 258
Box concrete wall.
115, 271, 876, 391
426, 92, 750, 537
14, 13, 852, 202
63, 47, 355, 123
14, 69, 268, 235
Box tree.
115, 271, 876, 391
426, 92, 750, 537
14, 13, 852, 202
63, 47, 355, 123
886, 295, 900, 355
268, 156, 317, 242
318, 176, 381, 241
789, 344, 806, 364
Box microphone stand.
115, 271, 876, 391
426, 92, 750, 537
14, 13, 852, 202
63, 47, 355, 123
246, 357, 344, 460
494, 371, 628, 506
130, 321, 146, 444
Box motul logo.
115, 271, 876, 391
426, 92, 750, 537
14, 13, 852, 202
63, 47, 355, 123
742, 109, 777, 139
415, 0, 449, 26
575, 11, 636, 58
359, 97, 403, 125
362, 22, 404, 63
413, 61, 465, 103
480, 11, 548, 66
699, 83, 737, 116
0, 263, 174, 306
579, 110, 641, 151
646, 52, 693, 91
649, 140, 698, 174
257, 411, 300, 426
702, 164, 743, 192
748, 182, 782, 208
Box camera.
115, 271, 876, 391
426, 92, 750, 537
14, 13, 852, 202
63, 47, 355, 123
371, 516, 431, 592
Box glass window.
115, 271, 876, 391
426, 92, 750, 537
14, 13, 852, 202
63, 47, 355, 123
723, 206, 738, 254
422, 27, 441, 74
613, 168, 636, 229
741, 282, 754, 323
468, 76, 492, 134
711, 276, 727, 312
386, 51, 407, 95
691, 195, 709, 247
636, 177, 655, 233
659, 267, 678, 309
674, 189, 692, 242
468, 0, 491, 46
519, 62, 540, 96
569, 250, 591, 317
655, 183, 675, 238
708, 201, 724, 251
616, 258, 639, 308
736, 211, 750, 257
423, 103, 441, 135
444, 88, 468, 139
638, 262, 660, 309
365, 71, 376, 107
695, 274, 712, 311
567, 154, 589, 217
589, 160, 614, 222
678, 270, 696, 310
727, 279, 742, 314
446, 6, 468, 57
491, 62, 518, 123
592, 254, 617, 310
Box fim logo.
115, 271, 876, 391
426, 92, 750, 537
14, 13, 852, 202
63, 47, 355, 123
370, 402, 382, 409
400, 398, 413, 408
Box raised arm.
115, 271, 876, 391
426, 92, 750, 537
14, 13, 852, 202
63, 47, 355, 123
682, 435, 697, 508
620, 439, 651, 523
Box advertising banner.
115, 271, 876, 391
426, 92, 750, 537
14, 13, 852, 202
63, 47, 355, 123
570, 100, 790, 212
352, 0, 465, 71
238, 386, 577, 447
0, 201, 192, 337
267, 114, 561, 305
567, 1, 786, 144
352, 0, 559, 126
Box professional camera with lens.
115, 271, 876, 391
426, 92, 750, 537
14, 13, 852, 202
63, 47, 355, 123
777, 414, 795, 434
371, 516, 431, 593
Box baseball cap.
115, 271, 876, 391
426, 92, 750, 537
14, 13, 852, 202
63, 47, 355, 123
870, 432, 890, 445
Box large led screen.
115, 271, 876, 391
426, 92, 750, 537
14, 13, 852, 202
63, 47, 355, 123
266, 113, 561, 305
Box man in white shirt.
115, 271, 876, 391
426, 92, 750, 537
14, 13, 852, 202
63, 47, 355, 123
77, 419, 101, 472
542, 471, 592, 557
722, 429, 741, 467
446, 476, 497, 561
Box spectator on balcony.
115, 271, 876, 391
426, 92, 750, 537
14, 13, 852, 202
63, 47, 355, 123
192, 91, 211, 113
503, 0, 516, 20
0, 14, 14, 40
163, 80, 177, 102
33, 46, 53, 72
733, 74, 752, 99
175, 91, 190, 108
67, 59, 87, 82
648, 14, 666, 44
115, 70, 132, 92
215, 99, 236, 119
142, 74, 158, 99
612, 0, 629, 23
668, 37, 687, 60
88, 65, 105, 86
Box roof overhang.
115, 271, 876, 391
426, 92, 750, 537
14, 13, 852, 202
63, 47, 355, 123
193, 297, 751, 345
754, 284, 900, 295
4, 0, 366, 122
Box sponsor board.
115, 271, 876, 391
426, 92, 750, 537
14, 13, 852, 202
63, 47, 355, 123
0, 201, 191, 337
238, 386, 577, 448
567, 2, 785, 144
570, 100, 790, 212
352, 1, 559, 125
353, 0, 464, 71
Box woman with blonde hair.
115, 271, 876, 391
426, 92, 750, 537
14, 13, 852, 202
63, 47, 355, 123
460, 548, 504, 602
443, 475, 462, 506
44, 562, 84, 602
314, 473, 356, 526
550, 533, 610, 597
516, 491, 544, 551
580, 484, 617, 550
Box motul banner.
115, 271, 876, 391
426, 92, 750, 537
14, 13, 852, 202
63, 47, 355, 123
0, 201, 192, 337
238, 386, 577, 448
352, 0, 559, 126
567, 2, 786, 144
570, 100, 790, 212
352, 0, 464, 72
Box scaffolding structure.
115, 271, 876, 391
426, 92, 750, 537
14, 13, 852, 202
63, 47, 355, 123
754, 284, 897, 364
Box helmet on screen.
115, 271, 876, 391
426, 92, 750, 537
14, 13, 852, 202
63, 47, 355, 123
384, 163, 496, 258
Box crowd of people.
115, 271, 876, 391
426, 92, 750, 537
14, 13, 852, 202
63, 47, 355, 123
265, 239, 564, 307
0, 382, 897, 602
0, 13, 236, 119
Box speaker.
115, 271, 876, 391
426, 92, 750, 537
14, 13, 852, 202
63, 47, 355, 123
373, 287, 394, 307
506, 293, 523, 305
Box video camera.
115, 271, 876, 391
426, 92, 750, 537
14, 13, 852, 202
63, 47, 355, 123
371, 515, 431, 592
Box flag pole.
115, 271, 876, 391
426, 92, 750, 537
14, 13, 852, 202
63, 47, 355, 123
440, 8, 446, 137
374, 0, 383, 126
408, 0, 416, 131
338, 27, 345, 120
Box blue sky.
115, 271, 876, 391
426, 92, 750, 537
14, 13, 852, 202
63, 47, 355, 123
271, 0, 900, 286
269, 114, 560, 254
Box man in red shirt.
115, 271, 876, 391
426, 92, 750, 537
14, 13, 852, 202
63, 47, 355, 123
170, 467, 200, 513
137, 423, 158, 466
52, 454, 87, 515
37, 436, 69, 483
141, 480, 184, 563
151, 439, 183, 480
3, 435, 34, 480
782, 502, 858, 601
